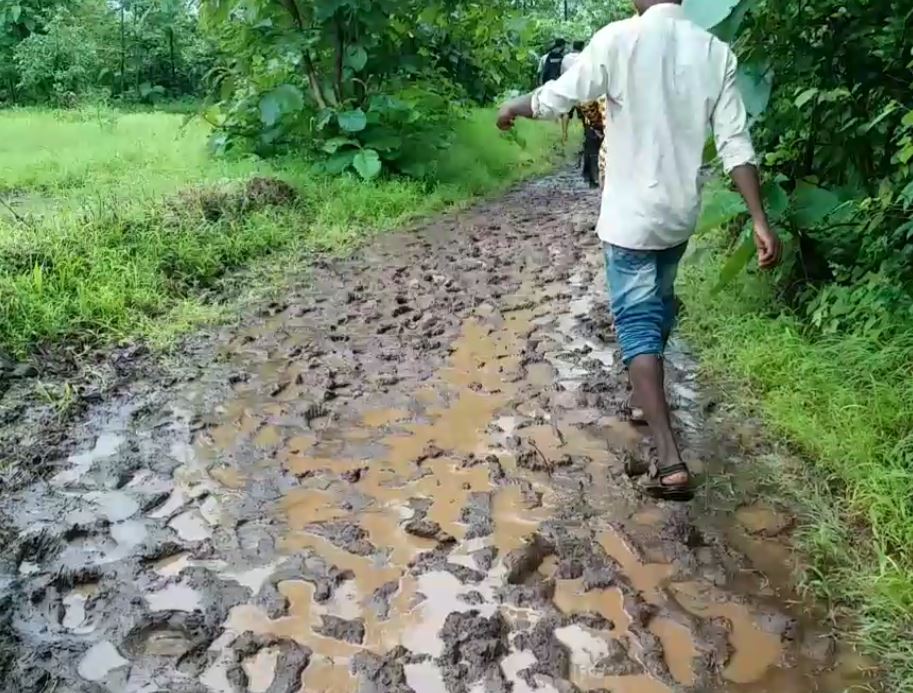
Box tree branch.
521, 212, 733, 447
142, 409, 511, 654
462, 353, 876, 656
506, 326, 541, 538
334, 18, 345, 103
303, 52, 329, 110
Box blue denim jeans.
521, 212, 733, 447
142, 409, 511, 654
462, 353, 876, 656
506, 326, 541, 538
603, 242, 688, 365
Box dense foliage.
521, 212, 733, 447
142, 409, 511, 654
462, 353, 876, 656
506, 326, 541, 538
0, 0, 213, 105
198, 0, 629, 177
691, 0, 913, 338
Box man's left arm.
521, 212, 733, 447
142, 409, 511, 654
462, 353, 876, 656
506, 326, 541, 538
498, 33, 611, 130
712, 49, 781, 269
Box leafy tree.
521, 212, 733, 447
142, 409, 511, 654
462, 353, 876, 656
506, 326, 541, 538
686, 0, 913, 337
13, 8, 106, 105
199, 0, 541, 177
0, 0, 213, 105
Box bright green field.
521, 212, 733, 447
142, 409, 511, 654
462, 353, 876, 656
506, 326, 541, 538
0, 107, 569, 355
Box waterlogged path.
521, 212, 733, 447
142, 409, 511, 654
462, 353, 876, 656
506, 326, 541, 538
0, 171, 873, 692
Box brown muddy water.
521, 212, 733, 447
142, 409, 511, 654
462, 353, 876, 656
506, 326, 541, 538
0, 171, 876, 692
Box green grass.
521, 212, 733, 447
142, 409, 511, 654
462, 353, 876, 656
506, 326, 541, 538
680, 235, 913, 690
0, 107, 569, 356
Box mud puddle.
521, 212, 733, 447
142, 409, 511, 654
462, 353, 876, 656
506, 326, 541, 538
0, 171, 876, 692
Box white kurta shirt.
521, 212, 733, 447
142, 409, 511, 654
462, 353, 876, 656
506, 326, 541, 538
532, 3, 757, 249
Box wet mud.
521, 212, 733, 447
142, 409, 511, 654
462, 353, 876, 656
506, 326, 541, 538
0, 171, 877, 692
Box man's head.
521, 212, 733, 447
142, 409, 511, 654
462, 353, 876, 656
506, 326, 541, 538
572, 40, 585, 52
633, 0, 682, 15
552, 38, 567, 52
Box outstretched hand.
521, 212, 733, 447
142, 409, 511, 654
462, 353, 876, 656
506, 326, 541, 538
496, 94, 534, 132
497, 106, 517, 131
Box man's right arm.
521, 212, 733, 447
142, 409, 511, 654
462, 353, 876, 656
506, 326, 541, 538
498, 27, 614, 130
712, 49, 780, 268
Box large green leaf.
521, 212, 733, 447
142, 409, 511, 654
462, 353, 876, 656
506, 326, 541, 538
325, 150, 357, 175
345, 45, 368, 72
683, 0, 740, 30
792, 181, 840, 227
712, 226, 756, 293
736, 61, 773, 117
696, 183, 746, 234
259, 84, 304, 127
338, 109, 367, 133
702, 137, 717, 166
794, 88, 818, 109
360, 126, 403, 152
322, 136, 358, 154
353, 149, 382, 180
762, 180, 789, 221
711, 0, 757, 42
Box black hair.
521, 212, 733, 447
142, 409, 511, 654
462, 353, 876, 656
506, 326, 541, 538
573, 40, 585, 51
554, 38, 567, 48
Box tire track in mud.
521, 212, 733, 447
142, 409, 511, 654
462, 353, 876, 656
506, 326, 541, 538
0, 171, 874, 692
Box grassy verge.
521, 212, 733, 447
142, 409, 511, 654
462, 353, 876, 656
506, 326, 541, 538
0, 107, 570, 357
680, 234, 913, 689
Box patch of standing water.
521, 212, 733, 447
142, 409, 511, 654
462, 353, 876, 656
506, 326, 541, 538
404, 661, 449, 693
52, 431, 124, 486
243, 646, 280, 693
168, 508, 212, 542
61, 583, 99, 633
145, 581, 203, 612
77, 641, 129, 682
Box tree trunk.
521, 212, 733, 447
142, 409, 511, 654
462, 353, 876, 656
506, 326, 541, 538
334, 19, 344, 103
303, 52, 329, 110
168, 27, 176, 90
120, 2, 126, 96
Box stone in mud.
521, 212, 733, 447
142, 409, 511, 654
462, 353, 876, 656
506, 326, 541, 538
497, 578, 555, 608
555, 558, 584, 580
595, 638, 643, 676
306, 521, 376, 556
571, 612, 616, 633
581, 556, 620, 591
515, 448, 549, 472
503, 533, 553, 584
411, 443, 444, 464
314, 615, 366, 644
368, 581, 400, 620
437, 611, 508, 693
471, 546, 498, 572
409, 547, 485, 584
351, 646, 413, 693
341, 467, 366, 483
403, 518, 455, 545
459, 492, 493, 540
623, 595, 659, 628
514, 616, 571, 682
227, 632, 311, 693
459, 591, 486, 606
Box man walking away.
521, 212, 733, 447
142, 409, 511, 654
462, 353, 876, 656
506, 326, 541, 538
497, 0, 781, 502
562, 39, 585, 74
560, 40, 586, 143
578, 99, 605, 188
538, 39, 566, 86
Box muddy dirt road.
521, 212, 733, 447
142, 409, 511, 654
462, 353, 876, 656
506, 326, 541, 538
0, 171, 873, 692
